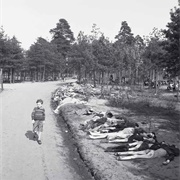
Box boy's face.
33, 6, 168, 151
37, 102, 42, 108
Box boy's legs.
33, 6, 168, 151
37, 132, 42, 140
33, 121, 39, 140
37, 132, 42, 144
37, 121, 44, 144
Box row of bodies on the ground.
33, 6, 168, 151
51, 81, 180, 166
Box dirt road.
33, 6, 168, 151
0, 81, 93, 180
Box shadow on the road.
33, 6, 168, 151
25, 130, 35, 141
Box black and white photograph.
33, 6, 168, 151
0, 0, 179, 180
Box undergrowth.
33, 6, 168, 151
107, 95, 180, 131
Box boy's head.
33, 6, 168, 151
36, 99, 43, 108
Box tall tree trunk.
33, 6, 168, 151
119, 68, 122, 85
52, 72, 55, 80
42, 65, 45, 81
22, 71, 24, 81
93, 70, 96, 88
155, 67, 159, 95
30, 70, 32, 81
20, 71, 23, 81
77, 64, 81, 82
0, 68, 3, 90
100, 71, 104, 97
176, 76, 179, 101
10, 68, 13, 83
36, 69, 38, 81
98, 72, 100, 85
12, 68, 15, 83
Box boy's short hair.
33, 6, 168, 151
36, 99, 43, 104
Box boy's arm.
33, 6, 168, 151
31, 107, 36, 120
43, 108, 45, 123
43, 108, 45, 120
31, 108, 36, 123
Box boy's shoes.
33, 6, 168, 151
33, 133, 38, 141
37, 140, 42, 145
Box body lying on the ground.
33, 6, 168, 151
80, 110, 115, 131
54, 96, 88, 114
80, 111, 139, 133
101, 131, 156, 143
105, 138, 157, 152
114, 141, 180, 165
89, 124, 143, 140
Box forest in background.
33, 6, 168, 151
0, 7, 179, 91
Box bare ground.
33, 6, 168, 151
1, 80, 179, 180
54, 83, 180, 180
0, 81, 93, 180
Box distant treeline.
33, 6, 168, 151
0, 7, 179, 86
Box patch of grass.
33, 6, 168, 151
107, 96, 180, 132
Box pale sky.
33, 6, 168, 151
0, 0, 178, 50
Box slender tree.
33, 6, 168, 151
143, 28, 167, 93
114, 21, 135, 84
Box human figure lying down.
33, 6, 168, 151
114, 141, 180, 165
89, 124, 144, 140
104, 138, 157, 152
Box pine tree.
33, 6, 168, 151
50, 19, 75, 58
162, 7, 180, 77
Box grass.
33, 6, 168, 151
107, 91, 180, 132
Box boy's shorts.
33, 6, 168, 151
33, 120, 44, 132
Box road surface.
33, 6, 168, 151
0, 81, 93, 180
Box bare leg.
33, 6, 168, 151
107, 132, 123, 140
37, 131, 42, 144
89, 131, 108, 136
128, 141, 139, 146
89, 134, 107, 139
128, 142, 142, 151
118, 152, 154, 160
108, 138, 128, 143
117, 149, 151, 156
38, 132, 41, 140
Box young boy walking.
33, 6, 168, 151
31, 99, 45, 145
